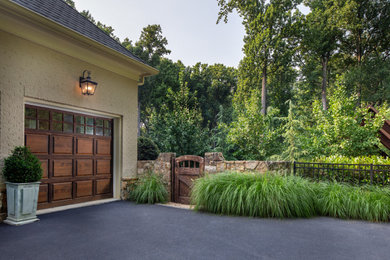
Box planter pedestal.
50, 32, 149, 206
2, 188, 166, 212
4, 182, 40, 226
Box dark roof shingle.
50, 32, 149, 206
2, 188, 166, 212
11, 0, 148, 66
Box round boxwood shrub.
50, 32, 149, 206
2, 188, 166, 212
3, 146, 42, 183
137, 137, 160, 160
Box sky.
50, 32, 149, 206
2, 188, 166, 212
73, 0, 245, 68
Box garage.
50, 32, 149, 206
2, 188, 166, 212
24, 105, 113, 209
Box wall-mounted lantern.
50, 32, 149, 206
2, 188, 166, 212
79, 70, 97, 95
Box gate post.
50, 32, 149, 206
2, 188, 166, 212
171, 156, 176, 202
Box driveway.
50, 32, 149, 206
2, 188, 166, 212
1, 201, 390, 260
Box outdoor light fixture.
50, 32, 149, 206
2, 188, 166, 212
79, 70, 97, 95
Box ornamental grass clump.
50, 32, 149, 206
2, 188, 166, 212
315, 182, 390, 222
191, 172, 317, 218
129, 172, 168, 204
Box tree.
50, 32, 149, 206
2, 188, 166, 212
217, 0, 302, 115
80, 10, 120, 42
327, 0, 390, 104
147, 85, 209, 156
226, 89, 283, 160
125, 24, 171, 67
64, 0, 75, 9
301, 0, 341, 110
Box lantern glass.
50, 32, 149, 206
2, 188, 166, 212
80, 81, 97, 95
79, 71, 97, 95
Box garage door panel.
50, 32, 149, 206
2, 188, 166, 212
76, 138, 93, 155
26, 134, 49, 154
52, 182, 73, 201
26, 105, 112, 209
96, 160, 111, 175
77, 160, 93, 176
52, 160, 73, 177
96, 179, 111, 194
40, 159, 49, 179
76, 180, 93, 197
53, 136, 73, 154
38, 184, 49, 203
96, 139, 111, 155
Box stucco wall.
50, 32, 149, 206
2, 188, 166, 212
0, 29, 139, 217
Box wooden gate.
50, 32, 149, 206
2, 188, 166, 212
173, 155, 204, 204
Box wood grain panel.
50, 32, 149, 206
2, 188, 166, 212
76, 180, 93, 197
77, 160, 93, 176
40, 159, 49, 179
52, 182, 72, 201
96, 179, 111, 194
96, 160, 111, 175
38, 184, 49, 203
96, 139, 111, 155
53, 160, 73, 177
26, 105, 113, 209
53, 136, 73, 154
76, 138, 93, 155
26, 134, 48, 154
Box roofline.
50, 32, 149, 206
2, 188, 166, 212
1, 0, 159, 78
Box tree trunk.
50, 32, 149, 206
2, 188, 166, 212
321, 56, 329, 111
261, 64, 267, 115
356, 31, 362, 107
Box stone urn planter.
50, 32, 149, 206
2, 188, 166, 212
2, 146, 42, 226
4, 182, 40, 225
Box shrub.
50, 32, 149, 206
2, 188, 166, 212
191, 172, 317, 218
129, 172, 168, 204
137, 137, 160, 160
301, 155, 390, 186
3, 146, 42, 183
314, 155, 390, 165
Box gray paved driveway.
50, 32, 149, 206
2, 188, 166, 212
1, 201, 390, 260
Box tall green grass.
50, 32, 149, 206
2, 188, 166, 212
191, 172, 317, 218
191, 171, 390, 222
315, 182, 390, 222
129, 173, 168, 204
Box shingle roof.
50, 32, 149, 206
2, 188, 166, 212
10, 0, 148, 66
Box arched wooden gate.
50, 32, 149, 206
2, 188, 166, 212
173, 155, 204, 204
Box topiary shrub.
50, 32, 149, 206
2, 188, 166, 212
137, 137, 160, 160
129, 172, 168, 204
3, 146, 42, 183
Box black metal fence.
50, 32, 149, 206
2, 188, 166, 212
293, 162, 390, 186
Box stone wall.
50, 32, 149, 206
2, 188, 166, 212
122, 153, 176, 201
204, 152, 291, 174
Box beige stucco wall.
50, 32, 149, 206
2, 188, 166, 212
0, 29, 139, 189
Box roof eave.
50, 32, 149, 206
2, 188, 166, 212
1, 0, 159, 78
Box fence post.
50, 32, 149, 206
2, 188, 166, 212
370, 164, 373, 185
293, 161, 296, 176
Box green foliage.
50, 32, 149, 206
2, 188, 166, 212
147, 85, 210, 156
80, 10, 120, 42
218, 0, 302, 114
63, 0, 75, 9
226, 90, 283, 160
314, 155, 390, 165
3, 147, 42, 183
315, 182, 390, 222
137, 137, 160, 160
191, 172, 318, 218
129, 173, 168, 204
287, 77, 388, 159
192, 171, 390, 222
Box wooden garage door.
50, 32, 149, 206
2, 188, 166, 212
24, 105, 113, 209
